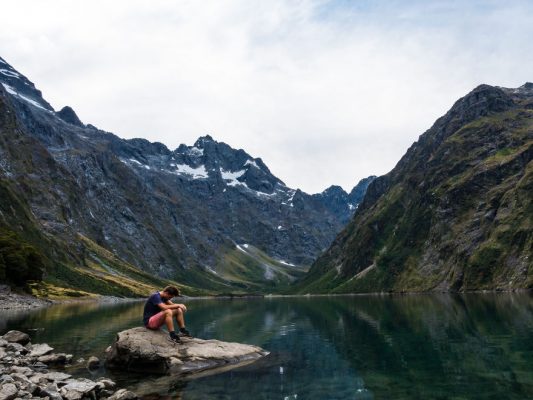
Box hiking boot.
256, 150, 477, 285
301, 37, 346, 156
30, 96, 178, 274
179, 328, 192, 338
168, 332, 182, 344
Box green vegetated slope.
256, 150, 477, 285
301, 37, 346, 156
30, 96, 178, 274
215, 243, 308, 292
295, 84, 533, 293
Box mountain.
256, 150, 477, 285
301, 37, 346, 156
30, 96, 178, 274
295, 83, 533, 293
0, 56, 374, 295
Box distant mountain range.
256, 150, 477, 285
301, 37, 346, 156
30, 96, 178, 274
0, 56, 374, 296
295, 83, 533, 293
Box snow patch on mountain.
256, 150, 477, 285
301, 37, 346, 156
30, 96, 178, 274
0, 69, 20, 78
236, 244, 248, 253
278, 260, 296, 267
244, 159, 260, 169
1, 83, 50, 111
220, 168, 246, 187
188, 147, 204, 157
172, 163, 209, 179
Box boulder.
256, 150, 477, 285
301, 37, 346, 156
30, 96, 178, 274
105, 327, 269, 376
8, 366, 32, 376
5, 343, 26, 354
37, 353, 70, 364
42, 372, 71, 382
2, 331, 30, 345
28, 344, 54, 357
40, 383, 62, 400
59, 379, 97, 400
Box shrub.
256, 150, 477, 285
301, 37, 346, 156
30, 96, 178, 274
0, 229, 46, 285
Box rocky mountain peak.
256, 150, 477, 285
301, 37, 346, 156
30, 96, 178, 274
56, 106, 84, 127
449, 84, 514, 121
321, 185, 348, 197
0, 56, 53, 112
194, 134, 215, 147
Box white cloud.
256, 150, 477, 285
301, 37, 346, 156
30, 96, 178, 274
1, 0, 532, 193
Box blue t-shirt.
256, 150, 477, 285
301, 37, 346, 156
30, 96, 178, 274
143, 292, 164, 325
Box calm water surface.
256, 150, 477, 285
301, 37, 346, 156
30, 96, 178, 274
1, 293, 532, 399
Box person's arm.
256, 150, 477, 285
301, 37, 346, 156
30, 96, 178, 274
163, 299, 187, 312
156, 302, 183, 311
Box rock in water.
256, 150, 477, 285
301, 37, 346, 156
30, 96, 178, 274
86, 356, 100, 370
2, 331, 30, 345
106, 389, 137, 400
105, 327, 269, 375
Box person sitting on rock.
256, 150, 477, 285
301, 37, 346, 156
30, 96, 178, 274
143, 286, 191, 343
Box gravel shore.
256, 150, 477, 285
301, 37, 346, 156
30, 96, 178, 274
0, 291, 52, 311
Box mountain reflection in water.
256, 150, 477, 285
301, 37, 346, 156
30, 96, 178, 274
1, 293, 532, 399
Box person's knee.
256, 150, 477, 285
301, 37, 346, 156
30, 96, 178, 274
164, 309, 173, 317
173, 308, 183, 316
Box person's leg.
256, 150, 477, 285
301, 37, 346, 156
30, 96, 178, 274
147, 311, 167, 330
164, 309, 175, 332
147, 310, 181, 342
172, 308, 191, 337
172, 308, 185, 329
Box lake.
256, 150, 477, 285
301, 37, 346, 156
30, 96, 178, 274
1, 293, 532, 399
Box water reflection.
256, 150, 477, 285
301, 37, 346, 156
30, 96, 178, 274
1, 293, 532, 399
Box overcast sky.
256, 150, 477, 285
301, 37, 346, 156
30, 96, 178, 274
1, 0, 533, 193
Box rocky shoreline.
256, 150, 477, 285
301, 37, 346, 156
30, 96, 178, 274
0, 284, 145, 311
0, 330, 138, 400
0, 286, 53, 311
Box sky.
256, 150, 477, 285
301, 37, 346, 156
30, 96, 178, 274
1, 0, 533, 193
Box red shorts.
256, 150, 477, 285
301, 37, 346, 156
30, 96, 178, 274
146, 311, 166, 330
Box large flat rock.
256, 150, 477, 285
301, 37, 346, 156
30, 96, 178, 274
105, 327, 269, 376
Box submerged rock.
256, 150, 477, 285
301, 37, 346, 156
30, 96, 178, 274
105, 327, 269, 376
106, 388, 137, 400
86, 356, 100, 370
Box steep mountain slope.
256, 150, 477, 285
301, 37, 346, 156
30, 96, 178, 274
295, 83, 533, 293
0, 56, 373, 294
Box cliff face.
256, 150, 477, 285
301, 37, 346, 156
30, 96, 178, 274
0, 56, 374, 294
296, 84, 533, 293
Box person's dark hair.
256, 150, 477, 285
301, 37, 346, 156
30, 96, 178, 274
162, 286, 180, 296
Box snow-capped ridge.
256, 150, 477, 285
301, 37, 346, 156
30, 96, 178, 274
1, 83, 51, 112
